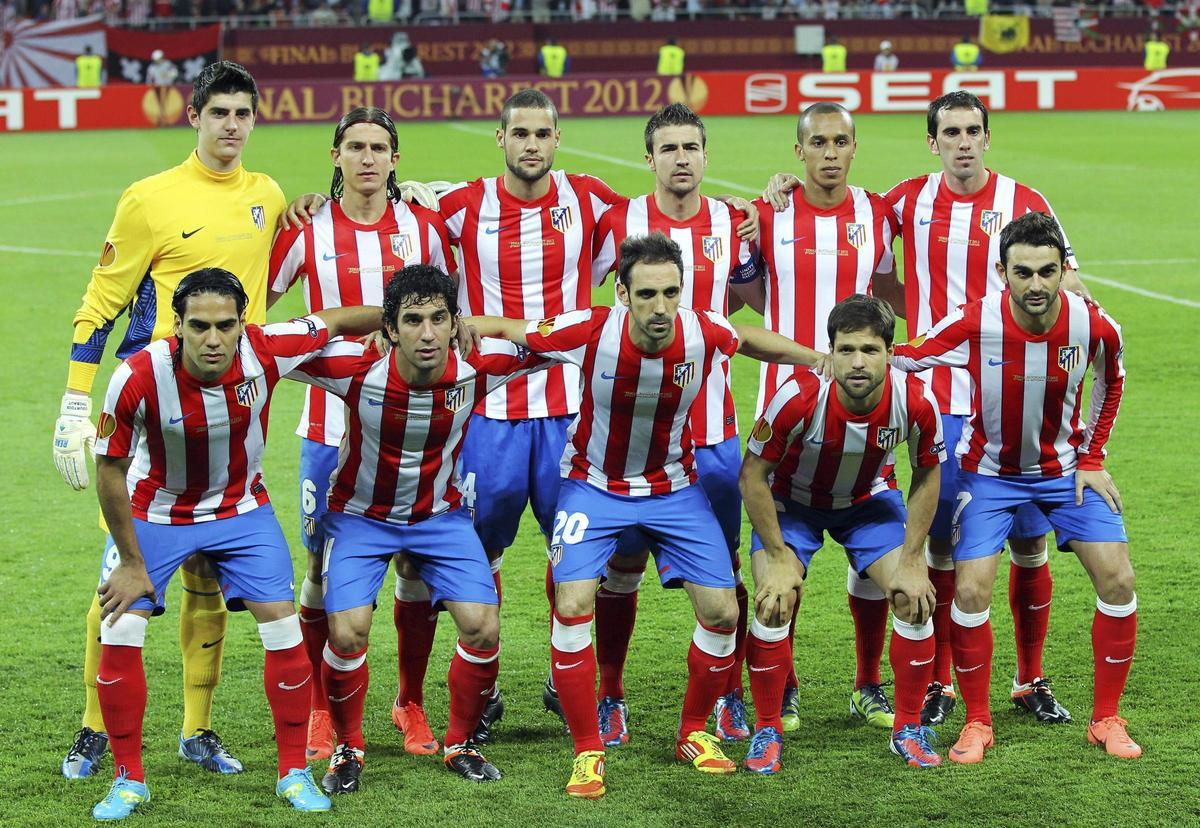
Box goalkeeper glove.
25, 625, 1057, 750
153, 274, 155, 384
53, 392, 95, 491
398, 180, 455, 211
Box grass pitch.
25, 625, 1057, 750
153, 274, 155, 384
2, 110, 1198, 827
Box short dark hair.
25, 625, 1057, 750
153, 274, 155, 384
331, 107, 401, 202
382, 265, 459, 343
827, 294, 896, 348
500, 88, 558, 130
643, 103, 706, 153
173, 268, 249, 319
191, 61, 259, 115
797, 101, 853, 142
998, 212, 1066, 267
927, 90, 988, 138
616, 232, 684, 289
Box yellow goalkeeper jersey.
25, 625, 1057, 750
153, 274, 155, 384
68, 150, 285, 393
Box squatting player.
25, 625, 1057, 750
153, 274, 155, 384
892, 212, 1139, 763
268, 106, 455, 761
741, 295, 946, 774
89, 269, 381, 819
54, 61, 286, 779
283, 265, 552, 794
466, 233, 826, 799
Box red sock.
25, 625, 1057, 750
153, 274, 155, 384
746, 622, 790, 731
394, 597, 437, 707
784, 614, 799, 690
950, 608, 993, 726
264, 644, 312, 776
889, 621, 935, 731
1092, 605, 1137, 721
928, 566, 957, 687
848, 594, 888, 688
444, 640, 500, 747
551, 612, 603, 754
681, 622, 735, 736
299, 605, 330, 712
1010, 561, 1053, 684
595, 583, 639, 700
724, 581, 749, 697
321, 644, 369, 750
97, 644, 147, 782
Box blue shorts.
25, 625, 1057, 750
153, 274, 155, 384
953, 472, 1128, 562
751, 489, 907, 577
319, 508, 498, 614
931, 414, 1051, 542
614, 435, 743, 560
299, 438, 339, 554
98, 505, 295, 615
550, 479, 735, 589
458, 413, 571, 551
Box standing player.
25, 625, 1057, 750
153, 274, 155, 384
54, 61, 286, 779
436, 88, 625, 736
588, 103, 760, 747
755, 103, 900, 732
268, 107, 455, 762
891, 212, 1138, 762
466, 233, 826, 799
876, 92, 1087, 726
89, 269, 382, 819
741, 295, 945, 774
283, 265, 551, 793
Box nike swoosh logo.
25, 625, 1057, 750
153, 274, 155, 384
96, 676, 121, 685
182, 227, 205, 238
949, 746, 970, 756
1027, 601, 1052, 611
957, 663, 984, 673
600, 371, 619, 380
918, 217, 942, 226
1104, 655, 1132, 664
367, 398, 386, 406
987, 358, 1016, 367
485, 226, 501, 235
322, 252, 348, 261
909, 656, 935, 667
169, 412, 194, 425
807, 435, 837, 446
330, 686, 362, 703
780, 236, 805, 245
555, 660, 583, 670
278, 676, 311, 691
201, 636, 224, 649
748, 664, 778, 673
709, 663, 734, 672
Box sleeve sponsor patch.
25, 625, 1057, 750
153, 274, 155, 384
536, 317, 556, 337
291, 316, 320, 337
96, 411, 117, 439
930, 440, 946, 456
99, 241, 117, 268
751, 417, 773, 443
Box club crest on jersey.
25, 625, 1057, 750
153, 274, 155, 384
701, 235, 724, 263
445, 384, 469, 413
390, 233, 413, 260
1058, 344, 1082, 372
845, 222, 866, 250
673, 360, 696, 389
235, 378, 260, 408
250, 205, 266, 232
549, 206, 573, 234
979, 210, 1004, 237
875, 426, 900, 451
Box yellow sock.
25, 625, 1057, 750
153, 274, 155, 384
179, 567, 227, 736
82, 593, 106, 733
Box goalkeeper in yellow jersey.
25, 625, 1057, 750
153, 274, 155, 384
55, 61, 286, 779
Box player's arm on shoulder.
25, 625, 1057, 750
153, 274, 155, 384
891, 307, 970, 371
314, 305, 384, 339
1061, 267, 1094, 303
461, 315, 532, 346
279, 191, 327, 231
763, 172, 800, 212
733, 323, 824, 370
95, 454, 156, 624
713, 197, 758, 242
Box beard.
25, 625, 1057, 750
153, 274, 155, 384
505, 154, 552, 183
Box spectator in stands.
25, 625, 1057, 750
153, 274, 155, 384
951, 34, 981, 71
309, 0, 339, 24
874, 39, 898, 71
657, 37, 685, 76
354, 41, 381, 80
822, 34, 847, 72
147, 49, 179, 87
480, 39, 510, 77
399, 44, 425, 76
75, 44, 103, 87
1144, 29, 1169, 69
538, 36, 568, 76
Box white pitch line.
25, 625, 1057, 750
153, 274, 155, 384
0, 244, 93, 257
1086, 257, 1199, 266
0, 189, 119, 208
1078, 272, 1200, 309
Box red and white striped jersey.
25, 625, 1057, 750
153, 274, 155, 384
754, 185, 895, 414
892, 290, 1123, 478
523, 305, 739, 496
591, 194, 756, 445
885, 170, 1078, 415
94, 317, 332, 525
286, 339, 548, 525
439, 171, 622, 420
268, 198, 455, 447
748, 368, 945, 509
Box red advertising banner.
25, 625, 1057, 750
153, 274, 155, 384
3, 68, 1198, 132
105, 24, 221, 86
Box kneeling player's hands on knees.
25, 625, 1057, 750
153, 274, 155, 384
754, 555, 804, 625
98, 562, 157, 624
1077, 468, 1122, 513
